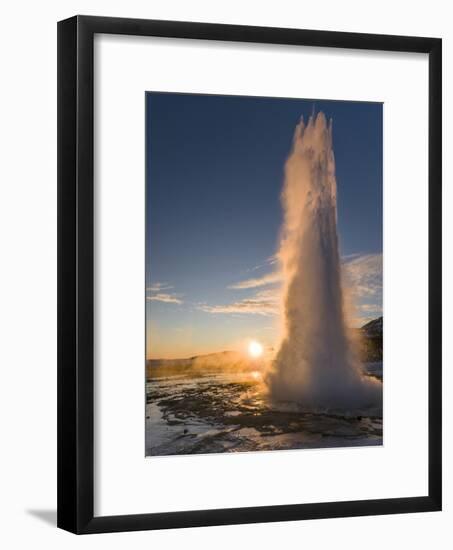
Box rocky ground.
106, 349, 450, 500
146, 366, 383, 456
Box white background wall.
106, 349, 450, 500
0, 0, 450, 547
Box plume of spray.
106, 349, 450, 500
266, 112, 381, 410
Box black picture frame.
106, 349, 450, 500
57, 15, 442, 534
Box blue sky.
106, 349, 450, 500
146, 92, 382, 358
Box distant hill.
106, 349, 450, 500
359, 316, 383, 362
146, 317, 383, 377
147, 350, 244, 369
146, 350, 258, 378
361, 316, 383, 337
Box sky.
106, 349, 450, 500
146, 92, 383, 359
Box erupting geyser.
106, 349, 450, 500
266, 112, 381, 410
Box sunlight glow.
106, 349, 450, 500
248, 340, 264, 359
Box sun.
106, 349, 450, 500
248, 340, 263, 359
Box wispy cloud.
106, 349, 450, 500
198, 288, 279, 316
146, 282, 173, 292
342, 253, 383, 299
147, 293, 183, 305
231, 253, 382, 297
198, 253, 382, 319
267, 254, 278, 265
341, 252, 362, 262
146, 282, 183, 305
241, 254, 279, 274
342, 254, 382, 326
228, 271, 282, 290
359, 303, 383, 314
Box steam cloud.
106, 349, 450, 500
266, 113, 381, 410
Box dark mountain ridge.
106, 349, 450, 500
359, 316, 383, 362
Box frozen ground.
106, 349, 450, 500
145, 362, 382, 456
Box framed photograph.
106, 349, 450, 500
58, 15, 442, 534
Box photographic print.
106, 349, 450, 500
145, 92, 383, 457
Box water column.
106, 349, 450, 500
266, 113, 380, 410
